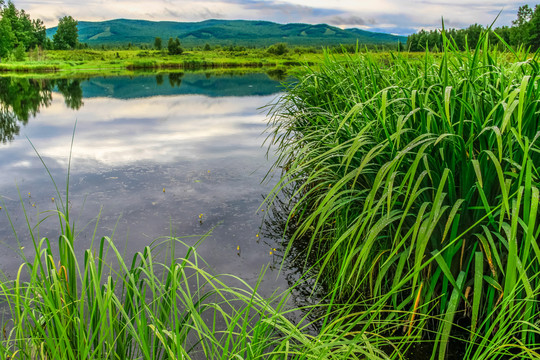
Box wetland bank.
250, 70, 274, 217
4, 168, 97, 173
1, 30, 540, 360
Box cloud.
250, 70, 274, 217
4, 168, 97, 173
39, 14, 60, 24
162, 5, 223, 20
192, 7, 224, 19
325, 15, 377, 26
230, 0, 339, 23
416, 0, 510, 8
164, 7, 182, 18
12, 0, 528, 34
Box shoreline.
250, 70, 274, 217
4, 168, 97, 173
0, 48, 321, 75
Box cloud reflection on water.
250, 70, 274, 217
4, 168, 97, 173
0, 76, 286, 298
18, 92, 272, 168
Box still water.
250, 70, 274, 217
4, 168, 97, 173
0, 72, 290, 297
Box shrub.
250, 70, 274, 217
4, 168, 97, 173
267, 43, 288, 56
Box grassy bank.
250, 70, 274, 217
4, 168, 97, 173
2, 34, 540, 359
266, 32, 540, 358
0, 48, 324, 74
0, 48, 434, 76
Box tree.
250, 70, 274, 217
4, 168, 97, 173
529, 5, 540, 50
513, 4, 533, 27
154, 37, 162, 50
0, 11, 14, 58
12, 43, 25, 60
31, 18, 46, 48
53, 15, 78, 50
0, 1, 46, 57
465, 23, 483, 49
167, 37, 183, 55
56, 78, 83, 110
267, 42, 288, 55
510, 4, 533, 46
407, 5, 539, 52
492, 26, 511, 48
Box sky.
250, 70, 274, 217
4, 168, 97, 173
10, 0, 536, 35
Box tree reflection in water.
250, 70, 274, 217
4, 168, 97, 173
168, 72, 184, 87
0, 77, 83, 143
0, 111, 21, 144
55, 78, 84, 110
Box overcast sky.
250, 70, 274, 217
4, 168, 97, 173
11, 0, 535, 35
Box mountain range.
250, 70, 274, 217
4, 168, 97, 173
46, 19, 406, 47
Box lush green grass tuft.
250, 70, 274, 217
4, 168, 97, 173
0, 142, 399, 359
266, 30, 540, 358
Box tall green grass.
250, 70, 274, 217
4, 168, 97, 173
0, 143, 399, 359
266, 30, 540, 358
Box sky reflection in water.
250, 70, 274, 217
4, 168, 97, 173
0, 73, 287, 297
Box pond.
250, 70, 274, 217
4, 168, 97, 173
0, 72, 292, 299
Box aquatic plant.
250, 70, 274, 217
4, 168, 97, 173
0, 140, 398, 359
266, 29, 540, 358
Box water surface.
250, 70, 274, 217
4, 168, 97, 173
0, 72, 287, 297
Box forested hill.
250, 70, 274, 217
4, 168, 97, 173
46, 19, 406, 47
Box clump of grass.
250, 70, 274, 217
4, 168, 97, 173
266, 29, 540, 358
125, 60, 159, 70
0, 63, 59, 73
0, 140, 400, 359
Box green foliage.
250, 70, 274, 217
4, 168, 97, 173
167, 37, 183, 55
267, 32, 540, 358
529, 5, 540, 50
153, 36, 162, 50
267, 42, 288, 56
0, 76, 86, 143
53, 15, 79, 50
0, 14, 14, 58
11, 44, 24, 61
407, 23, 484, 51
408, 5, 540, 51
0, 1, 46, 57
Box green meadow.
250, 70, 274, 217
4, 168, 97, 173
0, 47, 324, 75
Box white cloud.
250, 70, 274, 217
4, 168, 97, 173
12, 0, 531, 34
10, 92, 272, 169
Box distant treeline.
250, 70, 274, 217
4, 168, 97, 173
407, 5, 540, 51
0, 1, 47, 59
0, 1, 80, 59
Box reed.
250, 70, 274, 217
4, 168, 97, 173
266, 29, 540, 358
0, 142, 398, 359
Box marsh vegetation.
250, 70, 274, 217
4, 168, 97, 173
265, 30, 540, 359
1, 27, 540, 359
